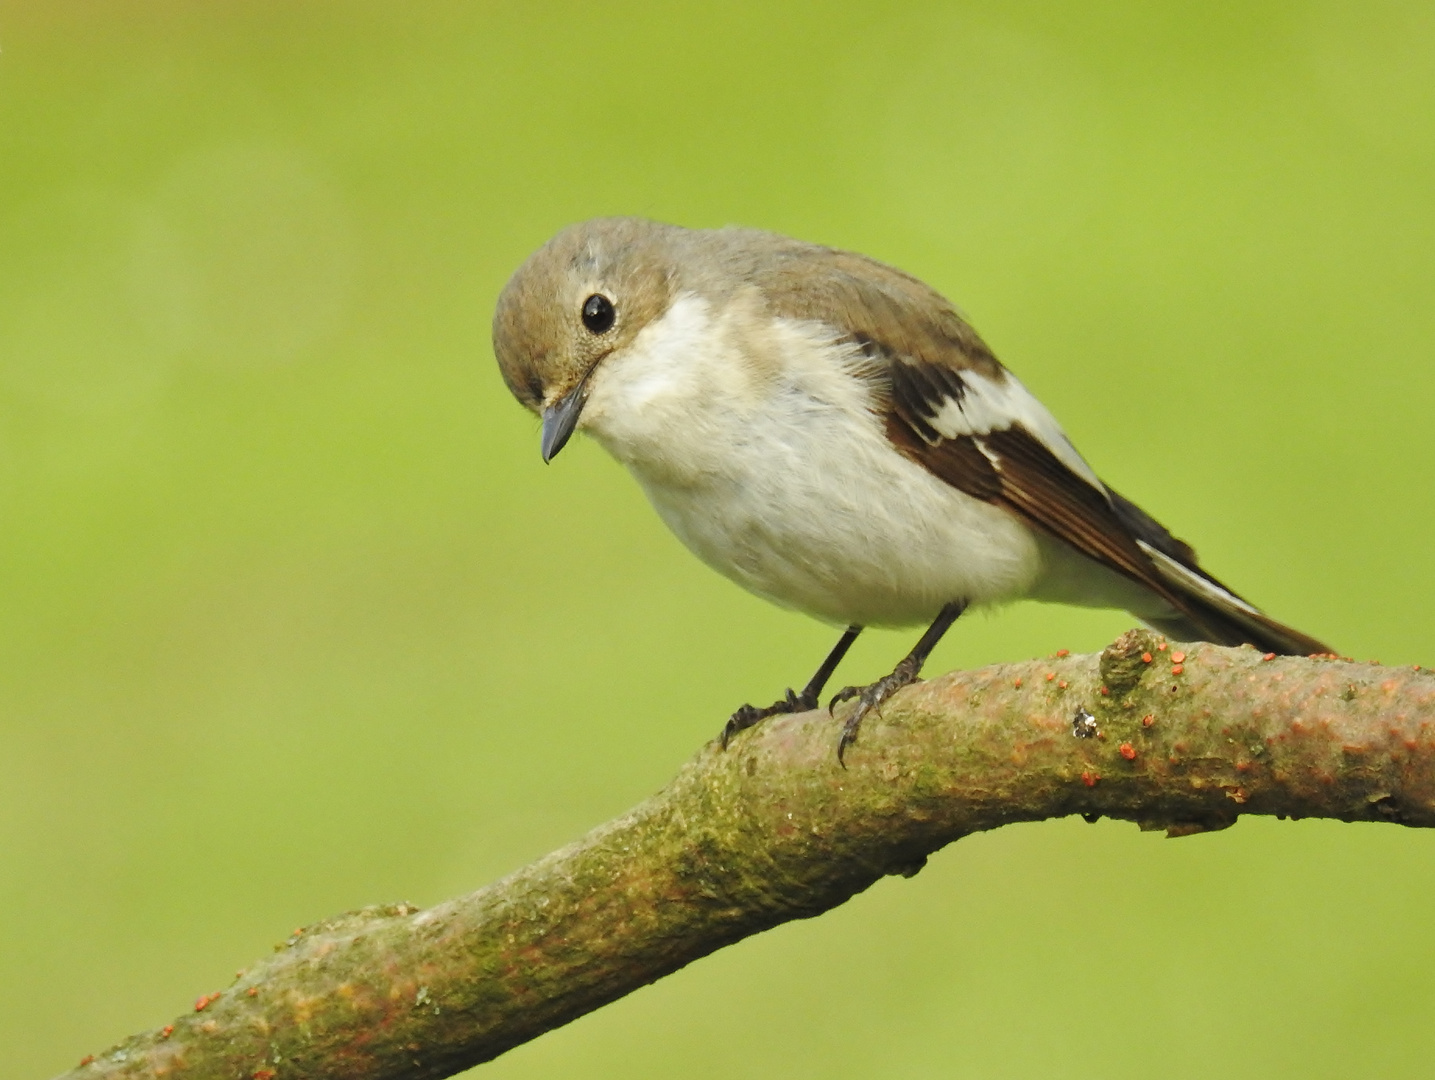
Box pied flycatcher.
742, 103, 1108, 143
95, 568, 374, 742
493, 218, 1330, 762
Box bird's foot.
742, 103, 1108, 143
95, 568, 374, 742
829, 657, 923, 766
721, 687, 819, 748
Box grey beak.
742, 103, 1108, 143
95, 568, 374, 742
540, 381, 589, 463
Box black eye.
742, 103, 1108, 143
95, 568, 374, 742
581, 293, 615, 334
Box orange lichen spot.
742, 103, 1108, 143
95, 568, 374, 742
247, 987, 259, 997
1157, 642, 1168, 651
1142, 713, 1154, 727
1046, 672, 1055, 681
1056, 648, 1069, 658
1171, 664, 1184, 675
253, 1070, 277, 1080
1099, 686, 1109, 696
195, 992, 220, 1012
161, 1025, 174, 1039
1263, 652, 1276, 661
1081, 769, 1099, 786
1171, 651, 1186, 664
1141, 651, 1153, 664
1058, 680, 1068, 689
80, 1056, 95, 1067
1014, 676, 1022, 688
293, 927, 304, 936
1119, 742, 1136, 760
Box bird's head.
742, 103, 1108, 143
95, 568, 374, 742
492, 217, 678, 461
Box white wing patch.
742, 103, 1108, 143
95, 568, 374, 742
1137, 541, 1262, 617
925, 368, 1107, 494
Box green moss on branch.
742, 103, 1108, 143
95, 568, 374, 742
60, 632, 1435, 1080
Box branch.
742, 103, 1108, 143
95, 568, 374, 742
62, 630, 1435, 1080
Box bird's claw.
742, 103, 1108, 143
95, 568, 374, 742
720, 687, 817, 748
830, 663, 922, 766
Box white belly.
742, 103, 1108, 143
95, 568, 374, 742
578, 293, 1044, 627
639, 425, 1041, 627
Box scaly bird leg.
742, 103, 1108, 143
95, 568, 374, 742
721, 625, 862, 748
830, 601, 967, 766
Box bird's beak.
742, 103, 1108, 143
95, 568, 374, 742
540, 379, 589, 463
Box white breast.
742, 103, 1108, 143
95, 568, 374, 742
577, 293, 1044, 627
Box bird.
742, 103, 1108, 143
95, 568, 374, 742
492, 217, 1330, 763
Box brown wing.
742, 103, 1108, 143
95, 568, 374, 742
883, 347, 1333, 654
882, 353, 1187, 608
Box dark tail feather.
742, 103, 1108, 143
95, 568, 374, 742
1136, 541, 1332, 656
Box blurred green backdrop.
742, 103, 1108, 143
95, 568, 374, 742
3, 2, 1434, 1077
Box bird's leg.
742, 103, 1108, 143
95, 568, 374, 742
721, 625, 862, 747
830, 600, 967, 765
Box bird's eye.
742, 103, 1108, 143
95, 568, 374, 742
581, 293, 616, 334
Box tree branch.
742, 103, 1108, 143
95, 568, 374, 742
62, 630, 1435, 1080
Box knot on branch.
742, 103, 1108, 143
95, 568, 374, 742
1099, 627, 1162, 698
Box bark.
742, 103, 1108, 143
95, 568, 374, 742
61, 631, 1435, 1080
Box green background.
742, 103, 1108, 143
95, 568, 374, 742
3, 2, 1433, 1076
